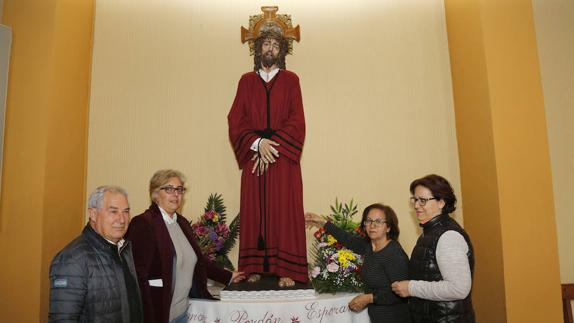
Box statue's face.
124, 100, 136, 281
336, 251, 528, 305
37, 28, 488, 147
261, 38, 280, 68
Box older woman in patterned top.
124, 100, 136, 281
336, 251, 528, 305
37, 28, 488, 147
306, 203, 411, 323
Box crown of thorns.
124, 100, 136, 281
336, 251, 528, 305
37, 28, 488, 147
240, 6, 301, 56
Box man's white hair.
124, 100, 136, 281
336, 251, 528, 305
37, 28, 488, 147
88, 186, 128, 210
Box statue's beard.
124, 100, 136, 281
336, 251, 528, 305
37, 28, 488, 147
261, 51, 278, 68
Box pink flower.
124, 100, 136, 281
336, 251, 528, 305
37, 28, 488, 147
204, 210, 216, 220
311, 266, 321, 278
215, 223, 229, 236
326, 262, 339, 273
193, 224, 207, 236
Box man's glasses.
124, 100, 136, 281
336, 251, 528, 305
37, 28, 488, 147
363, 218, 387, 227
160, 186, 186, 195
410, 197, 436, 206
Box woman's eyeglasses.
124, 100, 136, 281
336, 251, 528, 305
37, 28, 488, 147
160, 186, 186, 195
410, 197, 436, 206
363, 218, 386, 227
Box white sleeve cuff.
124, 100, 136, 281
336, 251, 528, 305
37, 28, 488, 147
250, 138, 262, 152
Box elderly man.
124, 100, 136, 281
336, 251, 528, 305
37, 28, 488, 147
228, 28, 307, 288
48, 186, 142, 323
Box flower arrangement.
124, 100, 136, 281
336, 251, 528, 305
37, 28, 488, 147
309, 199, 365, 294
190, 193, 239, 271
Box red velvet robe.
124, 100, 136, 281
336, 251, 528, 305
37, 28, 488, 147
228, 70, 308, 283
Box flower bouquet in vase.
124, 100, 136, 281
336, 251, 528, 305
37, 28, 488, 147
309, 199, 365, 294
190, 193, 239, 271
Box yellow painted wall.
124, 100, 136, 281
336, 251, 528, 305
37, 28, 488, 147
444, 1, 506, 321
0, 0, 93, 321
87, 0, 462, 266
445, 1, 562, 322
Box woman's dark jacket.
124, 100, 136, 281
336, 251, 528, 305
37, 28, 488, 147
126, 203, 232, 323
409, 214, 475, 323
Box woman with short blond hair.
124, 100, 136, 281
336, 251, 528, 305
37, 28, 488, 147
127, 169, 244, 323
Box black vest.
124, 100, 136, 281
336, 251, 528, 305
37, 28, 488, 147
409, 214, 475, 323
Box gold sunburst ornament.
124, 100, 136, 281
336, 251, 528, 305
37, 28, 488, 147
240, 6, 301, 56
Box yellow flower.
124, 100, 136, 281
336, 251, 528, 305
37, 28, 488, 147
339, 249, 356, 261
326, 235, 337, 246
213, 213, 219, 223
337, 249, 356, 268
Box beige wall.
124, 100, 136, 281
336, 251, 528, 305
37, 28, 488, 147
87, 0, 461, 263
532, 0, 574, 285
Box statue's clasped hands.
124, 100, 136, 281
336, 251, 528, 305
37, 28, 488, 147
251, 139, 280, 176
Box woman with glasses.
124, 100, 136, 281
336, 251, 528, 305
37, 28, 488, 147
391, 174, 475, 322
127, 169, 244, 323
305, 203, 411, 322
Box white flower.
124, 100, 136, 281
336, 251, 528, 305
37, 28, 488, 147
327, 262, 339, 273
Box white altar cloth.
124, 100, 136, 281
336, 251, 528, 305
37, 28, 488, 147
187, 293, 370, 323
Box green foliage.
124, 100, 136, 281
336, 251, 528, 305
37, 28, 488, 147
220, 214, 240, 270
216, 254, 235, 272
330, 198, 359, 231
205, 193, 227, 222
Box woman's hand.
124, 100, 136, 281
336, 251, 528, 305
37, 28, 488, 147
304, 212, 327, 229
348, 293, 372, 312
391, 280, 411, 297
231, 271, 246, 283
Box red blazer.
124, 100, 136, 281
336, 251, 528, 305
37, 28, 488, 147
126, 203, 232, 323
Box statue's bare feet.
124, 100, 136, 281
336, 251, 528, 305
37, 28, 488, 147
247, 274, 261, 283
278, 277, 295, 288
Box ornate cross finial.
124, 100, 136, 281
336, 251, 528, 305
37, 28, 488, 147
240, 6, 301, 55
